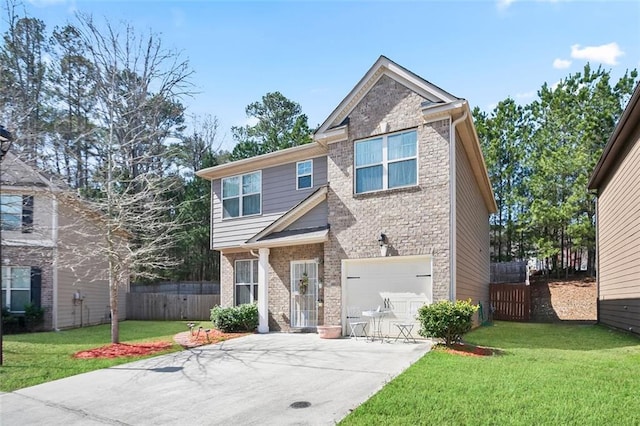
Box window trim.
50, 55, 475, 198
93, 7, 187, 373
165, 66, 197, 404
354, 129, 418, 194
296, 160, 313, 190
234, 259, 258, 306
221, 171, 262, 220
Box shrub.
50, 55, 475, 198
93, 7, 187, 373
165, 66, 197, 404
210, 303, 258, 333
417, 299, 479, 346
2, 306, 21, 333
24, 303, 45, 331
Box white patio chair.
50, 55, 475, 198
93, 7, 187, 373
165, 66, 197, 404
393, 306, 418, 343
346, 306, 368, 340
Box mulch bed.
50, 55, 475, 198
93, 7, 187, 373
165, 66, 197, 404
435, 342, 502, 357
72, 329, 250, 359
73, 342, 173, 359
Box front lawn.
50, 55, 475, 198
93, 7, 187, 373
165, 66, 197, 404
0, 320, 211, 392
341, 322, 640, 425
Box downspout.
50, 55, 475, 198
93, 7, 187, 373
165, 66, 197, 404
594, 194, 600, 324
51, 192, 59, 331
449, 109, 468, 301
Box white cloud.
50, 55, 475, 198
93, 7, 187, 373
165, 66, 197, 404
570, 43, 624, 65
553, 58, 572, 69
496, 0, 516, 11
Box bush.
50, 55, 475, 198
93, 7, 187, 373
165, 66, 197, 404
2, 306, 21, 334
417, 299, 479, 346
24, 303, 45, 331
210, 303, 258, 333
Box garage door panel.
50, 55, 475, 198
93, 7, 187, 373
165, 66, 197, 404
343, 256, 432, 338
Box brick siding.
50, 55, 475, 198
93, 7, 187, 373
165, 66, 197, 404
219, 74, 455, 330
323, 74, 452, 326
2, 246, 54, 330
220, 243, 324, 330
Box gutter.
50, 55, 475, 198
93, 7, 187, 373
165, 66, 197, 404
449, 109, 468, 301
52, 193, 59, 331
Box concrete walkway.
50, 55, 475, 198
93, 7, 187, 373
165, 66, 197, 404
1, 333, 433, 425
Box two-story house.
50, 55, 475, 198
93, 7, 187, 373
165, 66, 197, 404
588, 82, 640, 335
1, 152, 127, 330
196, 56, 497, 336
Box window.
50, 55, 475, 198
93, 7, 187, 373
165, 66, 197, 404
296, 160, 313, 190
235, 259, 258, 305
2, 266, 32, 313
1, 194, 33, 233
354, 130, 418, 194
222, 171, 261, 219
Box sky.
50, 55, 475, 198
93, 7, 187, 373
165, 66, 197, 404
11, 0, 640, 151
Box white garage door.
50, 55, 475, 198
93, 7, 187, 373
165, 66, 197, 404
342, 255, 432, 338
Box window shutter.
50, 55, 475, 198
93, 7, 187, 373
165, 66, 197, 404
30, 267, 42, 308
22, 195, 34, 234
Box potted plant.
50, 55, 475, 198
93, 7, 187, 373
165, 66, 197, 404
317, 324, 342, 339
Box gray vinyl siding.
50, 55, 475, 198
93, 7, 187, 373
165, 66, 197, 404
597, 123, 640, 335
212, 156, 328, 249
455, 135, 490, 312
285, 200, 328, 231
56, 202, 128, 329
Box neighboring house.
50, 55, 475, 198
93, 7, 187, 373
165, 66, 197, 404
197, 56, 497, 336
1, 151, 128, 330
588, 82, 640, 336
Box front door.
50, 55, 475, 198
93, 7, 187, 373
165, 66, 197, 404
290, 260, 318, 328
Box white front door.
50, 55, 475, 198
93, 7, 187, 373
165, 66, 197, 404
291, 260, 318, 328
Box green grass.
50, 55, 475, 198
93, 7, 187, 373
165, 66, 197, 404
0, 320, 212, 392
341, 322, 640, 425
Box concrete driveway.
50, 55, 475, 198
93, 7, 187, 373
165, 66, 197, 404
0, 333, 432, 425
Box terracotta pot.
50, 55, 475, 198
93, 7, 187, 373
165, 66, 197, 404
317, 325, 342, 339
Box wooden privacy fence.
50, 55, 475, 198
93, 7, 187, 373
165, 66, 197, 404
490, 261, 528, 284
490, 283, 531, 321
126, 293, 220, 320
130, 281, 219, 295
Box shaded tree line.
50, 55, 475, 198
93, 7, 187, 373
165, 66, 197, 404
474, 64, 638, 276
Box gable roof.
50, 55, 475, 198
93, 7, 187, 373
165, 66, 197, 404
588, 82, 640, 190
315, 55, 460, 137
0, 152, 59, 189
245, 185, 328, 245
194, 56, 496, 213
0, 152, 130, 239
196, 142, 326, 181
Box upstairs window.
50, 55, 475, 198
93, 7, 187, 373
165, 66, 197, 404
222, 171, 261, 219
0, 194, 33, 233
354, 130, 417, 194
296, 160, 313, 190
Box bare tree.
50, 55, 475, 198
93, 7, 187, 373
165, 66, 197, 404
71, 15, 193, 343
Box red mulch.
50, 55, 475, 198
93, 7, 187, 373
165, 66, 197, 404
72, 329, 250, 359
436, 342, 501, 357
73, 342, 173, 359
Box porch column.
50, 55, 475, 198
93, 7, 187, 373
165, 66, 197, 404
257, 248, 270, 333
